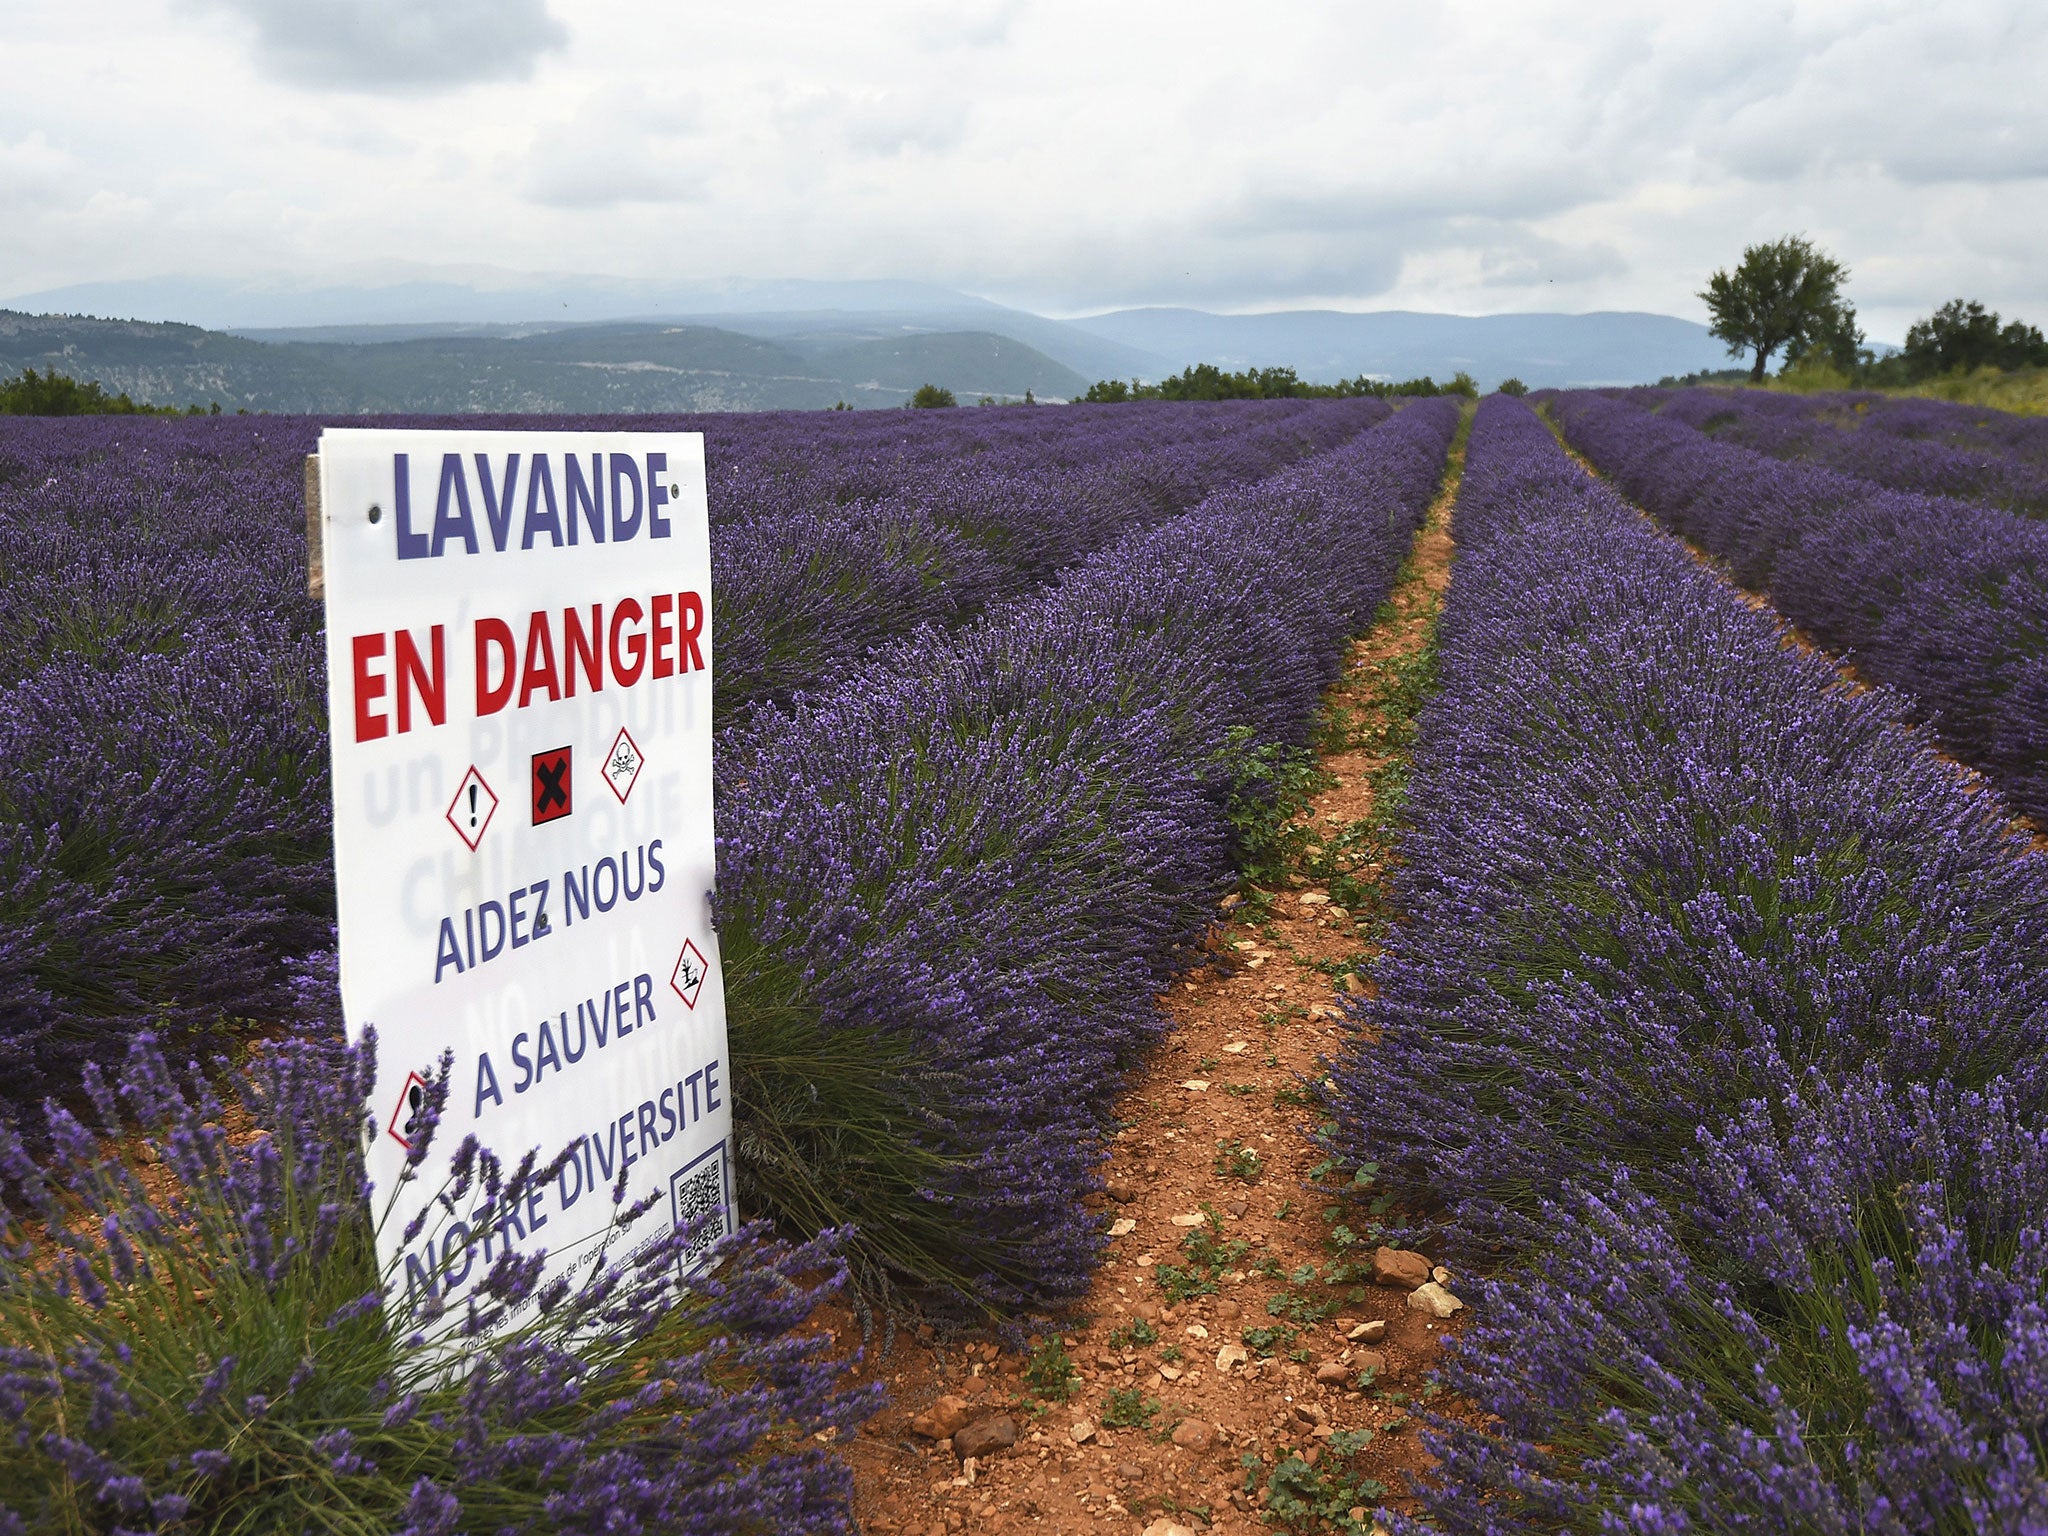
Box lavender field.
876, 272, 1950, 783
7, 385, 2048, 1531
1325, 395, 2048, 1531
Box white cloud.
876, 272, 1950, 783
189, 0, 569, 92
0, 132, 74, 211
522, 86, 705, 209
4, 0, 2046, 334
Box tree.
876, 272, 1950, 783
908, 383, 957, 408
1496, 378, 1529, 397
1899, 299, 2048, 379
0, 366, 146, 415
1699, 236, 1858, 383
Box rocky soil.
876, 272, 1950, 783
832, 430, 1474, 1536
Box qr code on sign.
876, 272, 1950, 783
670, 1141, 732, 1273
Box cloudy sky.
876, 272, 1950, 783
4, 0, 2044, 339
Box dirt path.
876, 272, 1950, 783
1538, 405, 2048, 855
840, 418, 1471, 1536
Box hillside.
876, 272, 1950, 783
0, 311, 1088, 412
1068, 306, 1733, 387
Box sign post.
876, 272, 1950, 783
316, 429, 730, 1313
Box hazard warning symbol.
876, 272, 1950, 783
532, 745, 573, 825
602, 726, 645, 804
387, 1071, 432, 1151
446, 767, 498, 851
671, 938, 709, 1009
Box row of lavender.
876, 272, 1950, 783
1547, 388, 2048, 827
1, 403, 1446, 1528
1325, 395, 2048, 1530
714, 399, 1382, 712
715, 398, 1460, 1313
0, 402, 1371, 1110
1634, 385, 2048, 517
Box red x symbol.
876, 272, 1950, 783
531, 746, 573, 825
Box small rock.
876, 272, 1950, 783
1215, 1343, 1249, 1372
1372, 1246, 1432, 1291
1159, 1364, 1183, 1381
1134, 1301, 1162, 1321
1109, 1218, 1137, 1237
1069, 1418, 1095, 1444
1223, 1040, 1248, 1053
1347, 1320, 1386, 1342
1350, 1349, 1387, 1379
1332, 1316, 1357, 1333
1106, 1179, 1138, 1203
1096, 1354, 1121, 1370
1170, 1213, 1205, 1227
1170, 1417, 1218, 1451
1225, 1198, 1249, 1218
1220, 894, 1243, 913
1117, 1462, 1144, 1482
1314, 1362, 1350, 1385
1214, 1299, 1241, 1320
1291, 1402, 1321, 1425
1408, 1281, 1465, 1319
1181, 1080, 1210, 1092
1142, 1518, 1197, 1536
910, 1395, 974, 1439
1184, 1322, 1209, 1339
952, 1415, 1018, 1460
1342, 972, 1368, 996
1432, 1265, 1452, 1285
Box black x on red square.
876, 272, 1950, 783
531, 746, 573, 825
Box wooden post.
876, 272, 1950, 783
305, 454, 324, 600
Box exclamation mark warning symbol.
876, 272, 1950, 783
446, 766, 499, 851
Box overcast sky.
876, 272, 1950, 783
4, 0, 2044, 339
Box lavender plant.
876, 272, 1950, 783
0, 1030, 876, 1534
1548, 388, 2048, 826
1324, 396, 2048, 1531
717, 400, 1460, 1316
0, 400, 1376, 1112
1647, 385, 2048, 517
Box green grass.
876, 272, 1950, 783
1765, 361, 2048, 415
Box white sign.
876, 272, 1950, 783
317, 429, 730, 1315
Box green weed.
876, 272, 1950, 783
1101, 1387, 1160, 1429
1214, 1140, 1262, 1181
1024, 1337, 1080, 1402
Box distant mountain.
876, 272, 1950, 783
9, 268, 1171, 389
2, 264, 1746, 404
1067, 307, 1733, 388
8, 272, 1001, 330
0, 311, 1088, 412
